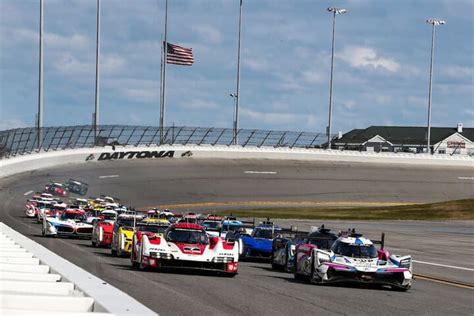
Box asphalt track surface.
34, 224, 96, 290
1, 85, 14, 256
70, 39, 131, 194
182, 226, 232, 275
1, 159, 473, 315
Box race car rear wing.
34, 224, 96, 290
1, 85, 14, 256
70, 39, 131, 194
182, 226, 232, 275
372, 232, 386, 249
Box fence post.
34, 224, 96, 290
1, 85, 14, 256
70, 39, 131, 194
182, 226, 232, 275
183, 128, 197, 145
198, 128, 213, 145
258, 131, 272, 147
243, 129, 257, 147
308, 133, 321, 148
212, 129, 226, 146
275, 132, 287, 148
137, 127, 148, 146
290, 132, 303, 148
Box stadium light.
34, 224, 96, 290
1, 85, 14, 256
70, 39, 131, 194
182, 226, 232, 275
425, 18, 445, 154
326, 7, 347, 150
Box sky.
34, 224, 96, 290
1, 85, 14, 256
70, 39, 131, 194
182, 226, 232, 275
0, 0, 473, 133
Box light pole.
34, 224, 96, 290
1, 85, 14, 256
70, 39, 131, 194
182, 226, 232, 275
37, 0, 44, 149
233, 0, 243, 146
425, 18, 445, 154
93, 0, 101, 143
326, 7, 346, 150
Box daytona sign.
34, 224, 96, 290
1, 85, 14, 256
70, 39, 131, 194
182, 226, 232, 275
98, 150, 175, 160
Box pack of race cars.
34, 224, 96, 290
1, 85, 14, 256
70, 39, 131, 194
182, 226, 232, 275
23, 180, 413, 290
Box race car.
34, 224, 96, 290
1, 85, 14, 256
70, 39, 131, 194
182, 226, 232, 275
64, 178, 88, 196
110, 214, 144, 256
131, 222, 239, 276
294, 231, 413, 291
42, 209, 93, 238
91, 210, 118, 247
272, 225, 337, 272
201, 216, 223, 235
239, 220, 281, 260
44, 182, 68, 197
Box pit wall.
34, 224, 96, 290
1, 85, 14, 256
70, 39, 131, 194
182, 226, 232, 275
1, 145, 473, 178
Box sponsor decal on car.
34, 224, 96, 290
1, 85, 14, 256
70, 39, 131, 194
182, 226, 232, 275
98, 150, 175, 160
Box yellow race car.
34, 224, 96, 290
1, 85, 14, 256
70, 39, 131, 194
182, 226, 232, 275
111, 214, 143, 256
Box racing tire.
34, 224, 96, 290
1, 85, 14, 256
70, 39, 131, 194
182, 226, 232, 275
91, 240, 97, 247
111, 248, 117, 256
41, 226, 45, 237
392, 284, 411, 292
284, 251, 292, 273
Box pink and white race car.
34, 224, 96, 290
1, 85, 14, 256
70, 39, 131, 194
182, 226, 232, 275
294, 231, 413, 291
131, 223, 239, 276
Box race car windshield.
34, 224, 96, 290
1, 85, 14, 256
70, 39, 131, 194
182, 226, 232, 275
331, 240, 378, 258
202, 221, 220, 231
308, 238, 336, 249
61, 213, 85, 221
253, 229, 274, 239
222, 224, 244, 232
103, 213, 116, 220
166, 229, 209, 244
117, 218, 135, 227
137, 225, 167, 234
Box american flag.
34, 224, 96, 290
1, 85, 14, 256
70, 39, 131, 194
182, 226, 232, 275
166, 42, 194, 66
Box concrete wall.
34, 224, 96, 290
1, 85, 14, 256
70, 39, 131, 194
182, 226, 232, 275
1, 145, 473, 179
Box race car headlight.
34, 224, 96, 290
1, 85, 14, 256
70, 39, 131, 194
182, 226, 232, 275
318, 253, 331, 264
149, 252, 172, 259
399, 258, 411, 269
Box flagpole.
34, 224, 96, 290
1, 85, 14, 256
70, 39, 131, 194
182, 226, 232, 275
159, 0, 168, 144
37, 0, 44, 149
94, 0, 101, 143
233, 0, 243, 146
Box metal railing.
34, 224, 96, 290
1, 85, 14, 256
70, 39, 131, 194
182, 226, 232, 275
0, 125, 330, 159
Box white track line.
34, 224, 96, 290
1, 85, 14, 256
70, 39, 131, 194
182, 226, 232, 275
413, 260, 474, 272
244, 171, 277, 174
458, 176, 474, 180
23, 191, 34, 196
99, 175, 119, 179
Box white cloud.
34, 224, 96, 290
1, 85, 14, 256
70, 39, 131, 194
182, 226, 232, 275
302, 70, 325, 83
442, 65, 473, 79
0, 118, 28, 130
192, 25, 222, 44
244, 59, 270, 72
241, 108, 299, 126
45, 33, 90, 50
339, 46, 400, 73
181, 99, 220, 110
53, 53, 92, 75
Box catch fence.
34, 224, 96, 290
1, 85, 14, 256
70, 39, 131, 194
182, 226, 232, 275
0, 125, 331, 159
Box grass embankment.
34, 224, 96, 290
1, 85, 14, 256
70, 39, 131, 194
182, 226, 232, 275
213, 199, 474, 221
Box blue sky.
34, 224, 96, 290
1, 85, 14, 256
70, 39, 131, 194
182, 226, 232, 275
1, 0, 472, 133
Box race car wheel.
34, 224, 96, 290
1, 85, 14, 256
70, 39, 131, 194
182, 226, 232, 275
91, 240, 97, 247
111, 248, 117, 256
392, 284, 411, 291
41, 226, 45, 237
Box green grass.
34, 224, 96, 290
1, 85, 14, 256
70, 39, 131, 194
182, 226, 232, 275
212, 199, 474, 221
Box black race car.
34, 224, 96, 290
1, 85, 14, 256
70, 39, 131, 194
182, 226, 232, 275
64, 179, 88, 196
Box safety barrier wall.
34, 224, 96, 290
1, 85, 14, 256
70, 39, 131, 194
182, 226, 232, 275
0, 222, 157, 315
1, 144, 472, 179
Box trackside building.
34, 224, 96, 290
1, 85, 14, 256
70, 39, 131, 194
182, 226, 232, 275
333, 124, 474, 156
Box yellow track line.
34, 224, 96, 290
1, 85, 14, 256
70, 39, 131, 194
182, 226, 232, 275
142, 200, 418, 210
415, 274, 474, 290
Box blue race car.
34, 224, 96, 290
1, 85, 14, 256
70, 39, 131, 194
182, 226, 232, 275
239, 220, 281, 260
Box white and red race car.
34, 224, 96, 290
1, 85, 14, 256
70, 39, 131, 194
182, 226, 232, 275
131, 223, 239, 276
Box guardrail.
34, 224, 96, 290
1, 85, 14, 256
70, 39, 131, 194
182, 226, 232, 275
0, 125, 330, 159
